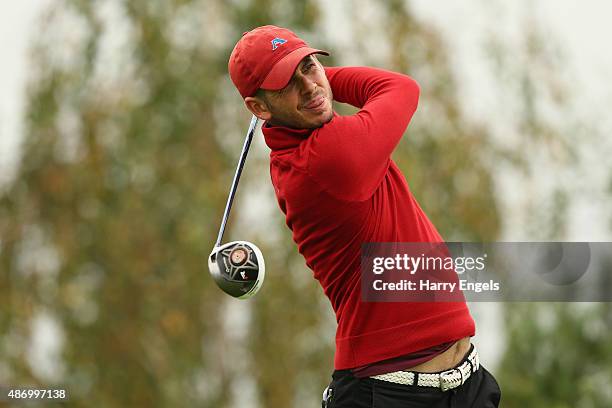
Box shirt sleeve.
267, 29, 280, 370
307, 66, 420, 201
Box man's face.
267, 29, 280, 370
246, 55, 333, 129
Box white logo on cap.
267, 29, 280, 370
271, 37, 287, 50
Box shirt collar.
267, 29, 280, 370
261, 112, 338, 152
261, 121, 313, 151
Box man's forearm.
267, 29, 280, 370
324, 66, 420, 114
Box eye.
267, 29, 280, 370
303, 62, 315, 72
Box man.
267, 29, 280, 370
228, 25, 501, 407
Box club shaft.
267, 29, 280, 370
215, 115, 260, 247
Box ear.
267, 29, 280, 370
244, 96, 272, 121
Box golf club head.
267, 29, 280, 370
208, 241, 265, 299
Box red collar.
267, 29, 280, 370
262, 122, 313, 151
261, 112, 339, 151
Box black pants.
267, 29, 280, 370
322, 365, 501, 407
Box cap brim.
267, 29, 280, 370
260, 47, 330, 91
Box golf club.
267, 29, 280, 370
208, 115, 265, 299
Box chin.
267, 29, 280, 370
307, 113, 332, 129
320, 109, 334, 125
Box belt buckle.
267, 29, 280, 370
439, 368, 460, 392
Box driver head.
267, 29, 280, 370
208, 241, 265, 299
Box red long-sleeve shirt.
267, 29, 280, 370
262, 66, 475, 369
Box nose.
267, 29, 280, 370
298, 74, 317, 96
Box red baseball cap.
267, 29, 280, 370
228, 25, 329, 98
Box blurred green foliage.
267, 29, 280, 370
0, 0, 610, 407
498, 303, 612, 408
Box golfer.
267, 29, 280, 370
228, 25, 501, 407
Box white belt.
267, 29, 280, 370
371, 346, 479, 392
